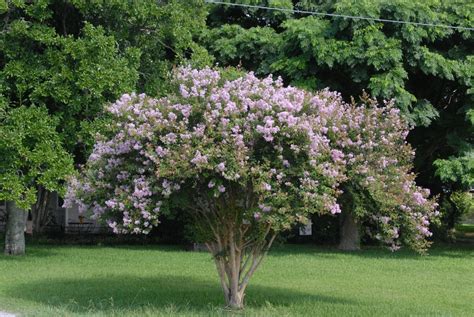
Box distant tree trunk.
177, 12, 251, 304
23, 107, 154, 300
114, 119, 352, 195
4, 201, 26, 256
338, 209, 360, 251
31, 186, 51, 234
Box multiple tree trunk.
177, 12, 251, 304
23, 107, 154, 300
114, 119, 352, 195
205, 225, 277, 309
4, 201, 26, 255
187, 186, 278, 310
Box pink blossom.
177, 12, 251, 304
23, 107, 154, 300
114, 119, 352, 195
413, 192, 427, 205
330, 150, 345, 162
329, 203, 341, 214
216, 162, 226, 172
259, 204, 272, 212
191, 150, 208, 166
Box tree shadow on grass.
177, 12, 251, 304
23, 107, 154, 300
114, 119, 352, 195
7, 274, 353, 314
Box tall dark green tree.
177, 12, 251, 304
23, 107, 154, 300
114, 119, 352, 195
202, 0, 473, 239
0, 0, 211, 238
71, 0, 212, 96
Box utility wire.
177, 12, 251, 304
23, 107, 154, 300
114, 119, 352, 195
205, 0, 474, 31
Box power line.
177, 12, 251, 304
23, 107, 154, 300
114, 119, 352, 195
205, 0, 474, 31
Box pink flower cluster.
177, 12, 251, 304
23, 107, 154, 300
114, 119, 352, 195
65, 67, 346, 235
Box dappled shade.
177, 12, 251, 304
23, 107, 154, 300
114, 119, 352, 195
7, 275, 352, 314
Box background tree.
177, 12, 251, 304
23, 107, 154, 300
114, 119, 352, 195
0, 0, 211, 233
71, 0, 213, 95
202, 0, 473, 239
0, 106, 73, 255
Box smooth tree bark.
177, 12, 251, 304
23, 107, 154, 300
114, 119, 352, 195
189, 186, 277, 309
338, 209, 360, 251
205, 225, 277, 309
4, 201, 26, 255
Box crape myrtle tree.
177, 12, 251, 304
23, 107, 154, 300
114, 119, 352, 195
65, 67, 347, 309
312, 92, 439, 251
0, 106, 73, 255
65, 67, 437, 308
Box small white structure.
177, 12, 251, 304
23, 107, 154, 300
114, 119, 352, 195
299, 220, 312, 236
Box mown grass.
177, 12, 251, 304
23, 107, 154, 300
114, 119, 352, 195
0, 242, 473, 316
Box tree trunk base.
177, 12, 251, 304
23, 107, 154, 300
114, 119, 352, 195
338, 210, 360, 251
4, 201, 26, 256
226, 291, 244, 310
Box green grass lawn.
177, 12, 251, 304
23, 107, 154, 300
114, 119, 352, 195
0, 243, 473, 317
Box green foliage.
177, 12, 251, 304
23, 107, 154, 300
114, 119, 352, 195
435, 190, 473, 240
434, 153, 474, 188
1, 0, 212, 162
0, 0, 7, 13
72, 0, 213, 96
451, 191, 473, 215
207, 0, 293, 28
0, 106, 73, 209
202, 24, 279, 74
1, 2, 141, 158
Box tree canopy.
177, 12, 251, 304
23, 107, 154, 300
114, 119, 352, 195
0, 106, 72, 209
0, 0, 211, 161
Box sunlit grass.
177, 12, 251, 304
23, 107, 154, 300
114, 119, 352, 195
0, 242, 473, 316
